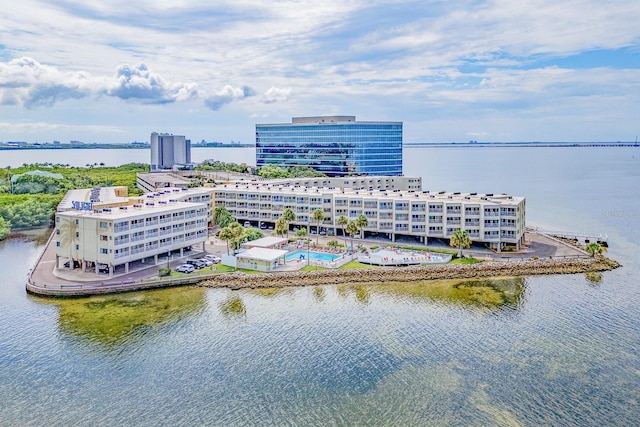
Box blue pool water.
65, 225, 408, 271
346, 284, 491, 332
286, 250, 341, 262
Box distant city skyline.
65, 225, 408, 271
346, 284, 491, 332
1, 1, 639, 144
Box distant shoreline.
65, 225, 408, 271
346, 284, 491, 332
0, 144, 254, 150
1, 142, 637, 150
404, 142, 640, 148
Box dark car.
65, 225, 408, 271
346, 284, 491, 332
186, 259, 207, 269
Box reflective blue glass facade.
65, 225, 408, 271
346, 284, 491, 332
256, 118, 403, 176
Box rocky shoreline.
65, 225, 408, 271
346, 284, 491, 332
201, 255, 621, 290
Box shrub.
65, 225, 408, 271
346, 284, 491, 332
158, 267, 171, 277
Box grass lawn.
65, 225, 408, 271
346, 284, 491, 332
339, 260, 381, 269
449, 257, 481, 265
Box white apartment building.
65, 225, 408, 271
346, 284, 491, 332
150, 132, 191, 171
55, 187, 213, 276
214, 183, 526, 251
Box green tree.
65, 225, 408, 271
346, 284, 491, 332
227, 222, 247, 251
274, 218, 288, 237
337, 215, 348, 248
257, 165, 290, 178
281, 208, 296, 238
245, 227, 264, 242
296, 227, 308, 245
0, 217, 10, 240
450, 229, 472, 257
218, 227, 234, 255
213, 206, 234, 228
346, 220, 359, 250
287, 166, 326, 178
355, 214, 368, 239
585, 242, 603, 257
312, 208, 324, 246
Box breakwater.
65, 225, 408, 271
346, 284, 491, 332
201, 256, 620, 290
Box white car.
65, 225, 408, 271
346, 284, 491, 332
175, 264, 195, 274
204, 254, 222, 263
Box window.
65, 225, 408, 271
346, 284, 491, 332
100, 248, 108, 254
100, 235, 108, 241
99, 221, 108, 228
75, 232, 79, 237
75, 244, 79, 250
56, 241, 60, 247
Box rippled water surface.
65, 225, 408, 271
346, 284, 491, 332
1, 147, 639, 426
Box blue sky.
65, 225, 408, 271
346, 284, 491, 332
1, 0, 639, 144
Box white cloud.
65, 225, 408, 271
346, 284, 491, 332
262, 87, 291, 104
0, 57, 94, 108
107, 63, 198, 103
204, 85, 255, 110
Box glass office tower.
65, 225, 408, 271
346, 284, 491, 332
256, 116, 403, 176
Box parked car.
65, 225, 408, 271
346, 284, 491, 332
198, 258, 213, 266
243, 221, 251, 227
204, 254, 222, 263
175, 264, 195, 274
98, 264, 109, 274
186, 259, 207, 269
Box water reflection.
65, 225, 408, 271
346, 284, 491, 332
585, 271, 602, 286
219, 295, 246, 319
33, 287, 206, 351
368, 277, 526, 311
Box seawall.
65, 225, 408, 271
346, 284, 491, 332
200, 256, 621, 290
27, 255, 620, 297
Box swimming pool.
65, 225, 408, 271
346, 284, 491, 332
286, 250, 342, 262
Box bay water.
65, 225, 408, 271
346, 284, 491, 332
1, 147, 639, 426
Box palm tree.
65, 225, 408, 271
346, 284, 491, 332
585, 242, 603, 257
355, 214, 368, 239
312, 208, 325, 246
337, 215, 348, 248
274, 218, 288, 237
214, 206, 234, 228
228, 222, 246, 251
281, 208, 296, 238
218, 227, 234, 255
346, 220, 359, 250
450, 229, 471, 258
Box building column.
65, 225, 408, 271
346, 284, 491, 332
154, 254, 158, 265
125, 262, 129, 273
109, 265, 113, 277
55, 255, 59, 269
95, 263, 99, 274
391, 233, 395, 242
180, 248, 184, 257
202, 241, 206, 251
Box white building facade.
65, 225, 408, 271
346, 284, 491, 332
213, 183, 526, 251
55, 187, 213, 275
150, 132, 191, 171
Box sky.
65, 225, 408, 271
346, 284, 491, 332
1, 0, 639, 144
